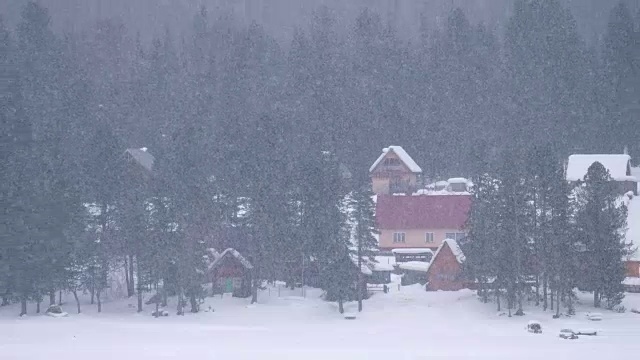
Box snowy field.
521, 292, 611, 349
2, 282, 640, 360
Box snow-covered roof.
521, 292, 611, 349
392, 248, 434, 255
371, 262, 394, 272
623, 277, 640, 286
369, 146, 422, 173
207, 248, 253, 271
443, 239, 466, 264
447, 177, 468, 184
399, 261, 430, 272
375, 256, 396, 267
566, 154, 635, 182
420, 239, 466, 275
125, 148, 154, 172
413, 189, 471, 196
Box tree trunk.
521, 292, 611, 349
535, 276, 540, 306
90, 286, 95, 305
36, 298, 41, 314
555, 288, 561, 318
2, 294, 9, 306
128, 254, 135, 297
357, 276, 363, 312
515, 291, 524, 316
49, 290, 56, 306
550, 287, 554, 311
567, 288, 575, 315
72, 290, 81, 314
177, 288, 185, 316
543, 276, 548, 311
357, 233, 363, 312
20, 297, 27, 316
161, 289, 168, 307
137, 289, 143, 313
136, 255, 143, 313
97, 288, 102, 313
155, 302, 159, 318
594, 290, 601, 308
338, 297, 344, 314
496, 290, 501, 312
58, 290, 62, 305
189, 293, 198, 313
124, 256, 131, 297
251, 274, 258, 304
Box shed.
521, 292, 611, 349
207, 248, 253, 298
425, 239, 468, 291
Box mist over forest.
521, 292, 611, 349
2, 0, 639, 45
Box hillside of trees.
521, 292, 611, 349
2, 0, 639, 46
1, 0, 639, 315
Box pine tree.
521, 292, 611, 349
0, 18, 23, 306
11, 1, 84, 315
574, 162, 627, 308
464, 173, 501, 306
349, 183, 379, 312
548, 161, 576, 316
496, 153, 532, 316
299, 149, 352, 313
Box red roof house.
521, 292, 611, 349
376, 194, 471, 251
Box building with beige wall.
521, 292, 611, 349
370, 146, 422, 195
375, 194, 471, 251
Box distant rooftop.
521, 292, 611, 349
566, 154, 635, 182
125, 148, 154, 172
369, 146, 422, 173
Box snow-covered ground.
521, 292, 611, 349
2, 282, 640, 359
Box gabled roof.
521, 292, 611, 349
369, 146, 422, 173
424, 239, 466, 275
401, 239, 465, 274
376, 194, 471, 229
440, 238, 466, 264
566, 154, 635, 182
125, 148, 154, 172
207, 248, 253, 271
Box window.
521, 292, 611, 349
393, 232, 406, 243
425, 232, 434, 244
445, 232, 466, 241
383, 158, 402, 166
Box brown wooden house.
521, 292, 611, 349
425, 239, 468, 291
207, 248, 253, 298
370, 146, 422, 195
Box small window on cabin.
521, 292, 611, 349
393, 232, 406, 243
425, 232, 434, 244
383, 158, 401, 166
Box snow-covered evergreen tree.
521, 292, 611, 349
574, 162, 628, 308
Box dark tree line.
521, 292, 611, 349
1, 0, 638, 315
465, 146, 629, 315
